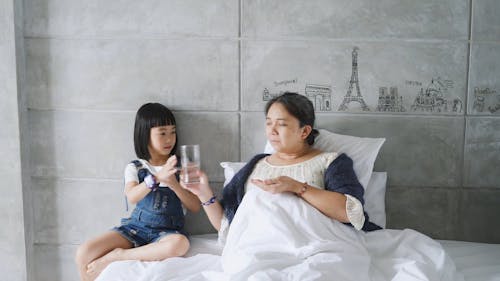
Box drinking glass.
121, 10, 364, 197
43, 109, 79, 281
179, 144, 200, 184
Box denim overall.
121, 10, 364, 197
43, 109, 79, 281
113, 160, 185, 247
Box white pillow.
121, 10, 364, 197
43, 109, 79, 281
220, 162, 246, 187
220, 162, 387, 228
364, 172, 387, 228
264, 129, 385, 190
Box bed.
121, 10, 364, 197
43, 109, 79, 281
97, 233, 500, 281
95, 129, 500, 281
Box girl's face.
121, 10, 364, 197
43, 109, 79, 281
148, 125, 176, 158
265, 102, 310, 153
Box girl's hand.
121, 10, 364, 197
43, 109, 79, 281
155, 155, 179, 187
180, 170, 214, 202
251, 176, 301, 194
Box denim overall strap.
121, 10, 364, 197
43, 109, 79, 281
128, 160, 185, 230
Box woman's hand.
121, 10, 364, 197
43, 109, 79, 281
180, 170, 214, 202
251, 176, 301, 194
155, 155, 179, 187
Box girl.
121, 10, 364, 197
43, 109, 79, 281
75, 103, 201, 281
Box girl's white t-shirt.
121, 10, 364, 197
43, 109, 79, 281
124, 159, 167, 187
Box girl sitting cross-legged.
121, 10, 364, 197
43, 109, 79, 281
75, 102, 200, 281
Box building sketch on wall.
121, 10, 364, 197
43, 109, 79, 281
338, 47, 370, 111
262, 88, 282, 101
305, 84, 332, 111
411, 77, 460, 113
473, 87, 498, 113
376, 86, 406, 112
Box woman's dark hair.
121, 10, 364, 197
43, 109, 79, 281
134, 103, 177, 160
265, 92, 319, 145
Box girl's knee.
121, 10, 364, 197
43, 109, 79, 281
164, 234, 190, 257
75, 241, 93, 265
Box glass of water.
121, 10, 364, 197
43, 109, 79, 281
179, 144, 200, 185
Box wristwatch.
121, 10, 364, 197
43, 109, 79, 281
144, 173, 158, 191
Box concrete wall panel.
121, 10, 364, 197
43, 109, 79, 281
315, 115, 464, 187
472, 0, 500, 41
459, 189, 500, 243
29, 110, 239, 181
31, 178, 125, 244
24, 0, 238, 37
243, 0, 468, 40
0, 0, 28, 279
386, 187, 459, 240
26, 39, 239, 111
464, 117, 500, 187
33, 244, 78, 281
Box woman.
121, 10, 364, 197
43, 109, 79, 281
184, 92, 380, 243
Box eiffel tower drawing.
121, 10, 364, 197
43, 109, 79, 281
338, 47, 370, 111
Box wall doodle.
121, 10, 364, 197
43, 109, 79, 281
262, 78, 332, 112
411, 77, 460, 113
376, 86, 406, 112
262, 88, 281, 101
473, 87, 498, 113
305, 84, 332, 111
338, 47, 370, 111
259, 49, 463, 115
487, 91, 500, 114
451, 98, 463, 113
262, 78, 300, 101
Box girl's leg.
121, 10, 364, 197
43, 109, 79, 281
75, 231, 133, 281
86, 234, 189, 274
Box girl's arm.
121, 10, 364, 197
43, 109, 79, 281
124, 181, 152, 205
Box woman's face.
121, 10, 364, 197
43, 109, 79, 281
265, 102, 310, 153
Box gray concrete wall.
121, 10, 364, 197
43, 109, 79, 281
0, 0, 28, 280
0, 0, 498, 280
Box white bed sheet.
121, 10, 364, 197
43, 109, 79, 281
97, 186, 497, 281
98, 233, 500, 281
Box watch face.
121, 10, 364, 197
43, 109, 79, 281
144, 174, 156, 188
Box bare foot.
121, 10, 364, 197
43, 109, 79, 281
87, 248, 124, 276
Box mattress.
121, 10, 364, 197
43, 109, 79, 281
438, 239, 500, 281
98, 233, 500, 281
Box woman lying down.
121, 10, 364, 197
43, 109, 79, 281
98, 92, 463, 281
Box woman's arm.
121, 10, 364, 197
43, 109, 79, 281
251, 177, 349, 223
169, 181, 201, 213
252, 153, 366, 229
181, 171, 224, 231
297, 183, 349, 222
199, 196, 224, 231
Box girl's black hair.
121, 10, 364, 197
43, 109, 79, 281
265, 92, 319, 145
134, 103, 178, 160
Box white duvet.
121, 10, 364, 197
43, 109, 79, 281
97, 188, 463, 281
